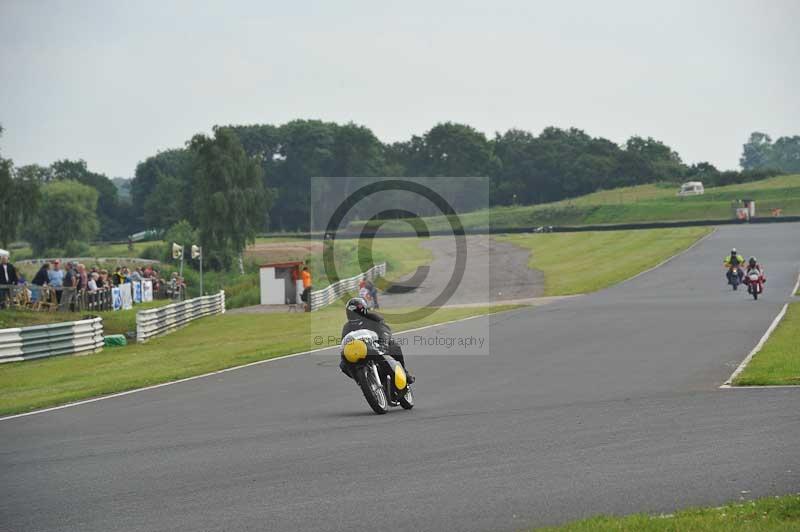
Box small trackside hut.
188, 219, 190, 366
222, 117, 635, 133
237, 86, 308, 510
259, 261, 304, 305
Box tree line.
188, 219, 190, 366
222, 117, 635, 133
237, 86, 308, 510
1, 121, 796, 270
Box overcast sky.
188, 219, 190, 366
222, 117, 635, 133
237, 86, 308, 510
1, 0, 798, 178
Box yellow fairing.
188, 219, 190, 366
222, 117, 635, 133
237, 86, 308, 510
394, 365, 407, 389
343, 339, 368, 363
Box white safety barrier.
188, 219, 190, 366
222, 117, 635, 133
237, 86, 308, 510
136, 290, 225, 343
310, 263, 386, 311
0, 317, 104, 364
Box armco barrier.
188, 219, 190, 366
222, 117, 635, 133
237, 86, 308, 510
310, 263, 386, 311
136, 291, 225, 343
0, 317, 104, 363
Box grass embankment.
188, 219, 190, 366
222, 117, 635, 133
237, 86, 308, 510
0, 300, 170, 335
734, 302, 800, 386
534, 494, 800, 531
356, 174, 800, 231
0, 304, 516, 416
499, 227, 711, 295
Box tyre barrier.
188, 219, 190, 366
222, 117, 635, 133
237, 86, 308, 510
136, 290, 225, 343
310, 263, 386, 311
0, 317, 104, 364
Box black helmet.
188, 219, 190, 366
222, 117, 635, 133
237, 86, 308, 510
731, 248, 737, 255
346, 297, 368, 321
749, 256, 757, 266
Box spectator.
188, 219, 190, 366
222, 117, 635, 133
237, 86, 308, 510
77, 264, 88, 291
32, 262, 50, 286
129, 267, 143, 282
301, 266, 312, 311
48, 259, 65, 303
64, 261, 76, 288
121, 266, 130, 283
87, 272, 99, 292
112, 266, 123, 286
99, 269, 109, 288
167, 272, 179, 299
0, 254, 18, 308
31, 262, 50, 303
365, 278, 380, 309
358, 279, 372, 306
48, 259, 64, 288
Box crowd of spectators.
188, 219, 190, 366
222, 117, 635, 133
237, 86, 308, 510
0, 253, 187, 309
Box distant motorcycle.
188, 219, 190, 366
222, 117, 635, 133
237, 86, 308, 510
341, 329, 414, 415
727, 266, 743, 291
744, 270, 765, 300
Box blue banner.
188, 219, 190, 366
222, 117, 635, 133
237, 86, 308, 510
133, 281, 142, 304
112, 287, 122, 310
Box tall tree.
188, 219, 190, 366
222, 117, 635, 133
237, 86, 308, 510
770, 135, 800, 173
24, 180, 99, 255
0, 126, 41, 248
190, 127, 270, 271
50, 159, 127, 239
624, 136, 685, 180
739, 132, 774, 170
144, 173, 185, 230
132, 149, 194, 228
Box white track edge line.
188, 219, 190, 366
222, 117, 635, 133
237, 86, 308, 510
720, 303, 789, 388
792, 271, 800, 297
0, 307, 524, 422
618, 227, 717, 286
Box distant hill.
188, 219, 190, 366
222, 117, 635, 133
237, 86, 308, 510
350, 174, 800, 232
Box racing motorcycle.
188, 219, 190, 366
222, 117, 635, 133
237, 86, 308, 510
727, 266, 742, 291
744, 269, 765, 300
341, 329, 414, 415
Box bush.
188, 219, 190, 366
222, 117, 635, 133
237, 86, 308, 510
64, 240, 91, 257
140, 244, 163, 261
163, 220, 198, 262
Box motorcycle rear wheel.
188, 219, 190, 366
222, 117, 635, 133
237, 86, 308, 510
358, 365, 389, 415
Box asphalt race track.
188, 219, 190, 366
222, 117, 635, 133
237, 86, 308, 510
1, 223, 799, 532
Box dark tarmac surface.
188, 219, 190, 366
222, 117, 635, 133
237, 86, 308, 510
1, 223, 798, 532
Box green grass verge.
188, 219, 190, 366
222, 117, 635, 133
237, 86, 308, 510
734, 302, 800, 386
0, 304, 518, 416
498, 227, 711, 295
305, 236, 432, 288
9, 240, 164, 262
0, 300, 170, 335
534, 494, 800, 531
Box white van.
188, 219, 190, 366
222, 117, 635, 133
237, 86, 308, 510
678, 181, 704, 196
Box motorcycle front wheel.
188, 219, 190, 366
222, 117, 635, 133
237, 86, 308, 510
399, 385, 414, 410
358, 364, 389, 415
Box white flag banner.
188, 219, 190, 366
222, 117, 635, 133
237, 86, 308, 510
132, 281, 142, 304
120, 283, 133, 310
142, 279, 153, 302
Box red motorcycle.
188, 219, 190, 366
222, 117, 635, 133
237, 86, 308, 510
744, 269, 765, 300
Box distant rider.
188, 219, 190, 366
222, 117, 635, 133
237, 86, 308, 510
340, 297, 414, 383
723, 248, 745, 284
744, 256, 765, 282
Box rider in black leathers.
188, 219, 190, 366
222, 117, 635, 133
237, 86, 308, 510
339, 297, 414, 383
